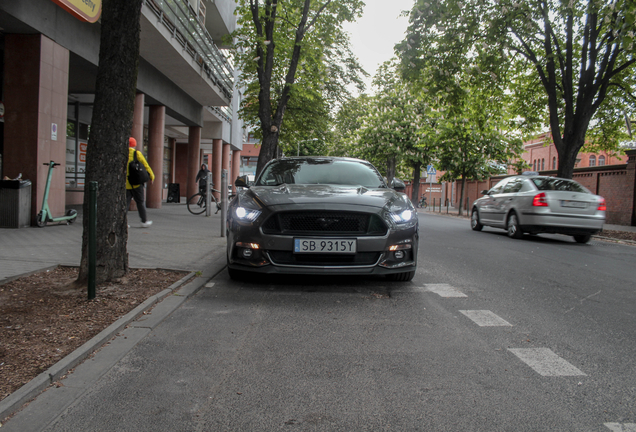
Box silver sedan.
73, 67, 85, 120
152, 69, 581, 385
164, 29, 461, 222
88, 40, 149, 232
226, 157, 418, 281
471, 173, 606, 243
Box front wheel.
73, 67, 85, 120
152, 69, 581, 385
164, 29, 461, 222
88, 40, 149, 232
573, 234, 591, 244
386, 271, 415, 282
506, 212, 524, 239
187, 193, 206, 215
471, 208, 483, 231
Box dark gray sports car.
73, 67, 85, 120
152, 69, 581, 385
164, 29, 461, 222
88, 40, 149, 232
226, 157, 418, 281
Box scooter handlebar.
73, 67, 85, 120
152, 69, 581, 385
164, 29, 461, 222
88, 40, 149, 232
43, 162, 61, 167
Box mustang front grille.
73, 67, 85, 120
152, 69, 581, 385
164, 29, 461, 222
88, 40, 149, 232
262, 211, 388, 236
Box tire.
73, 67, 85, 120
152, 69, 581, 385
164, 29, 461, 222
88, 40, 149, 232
227, 266, 248, 281
36, 212, 46, 227
506, 212, 524, 239
386, 271, 415, 282
573, 234, 591, 244
471, 208, 483, 231
211, 193, 221, 214
187, 193, 206, 215
66, 209, 77, 224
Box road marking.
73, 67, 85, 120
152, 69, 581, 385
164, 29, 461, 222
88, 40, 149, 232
205, 282, 216, 288
459, 310, 512, 327
605, 423, 636, 431
508, 348, 586, 376
423, 284, 468, 297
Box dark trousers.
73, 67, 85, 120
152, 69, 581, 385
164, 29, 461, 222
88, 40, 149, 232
126, 185, 148, 223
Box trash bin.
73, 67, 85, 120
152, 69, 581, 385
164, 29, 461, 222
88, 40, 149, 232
167, 183, 180, 203
0, 180, 32, 228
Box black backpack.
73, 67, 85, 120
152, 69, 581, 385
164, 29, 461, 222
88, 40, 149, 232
128, 151, 150, 185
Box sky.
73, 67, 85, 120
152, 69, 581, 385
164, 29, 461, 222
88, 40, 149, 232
342, 0, 415, 93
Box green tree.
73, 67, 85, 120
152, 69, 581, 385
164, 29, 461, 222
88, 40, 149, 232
401, 0, 636, 179
231, 0, 366, 177
77, 0, 143, 284
355, 62, 436, 197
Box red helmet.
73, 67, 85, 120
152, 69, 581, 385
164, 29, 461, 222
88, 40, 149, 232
129, 137, 137, 148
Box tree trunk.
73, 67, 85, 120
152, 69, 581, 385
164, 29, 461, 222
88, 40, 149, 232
458, 176, 467, 216
77, 0, 143, 284
386, 156, 396, 187
555, 128, 586, 179
411, 163, 422, 203
255, 128, 280, 179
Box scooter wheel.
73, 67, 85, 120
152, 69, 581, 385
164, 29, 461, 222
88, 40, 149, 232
36, 212, 46, 227
66, 209, 78, 224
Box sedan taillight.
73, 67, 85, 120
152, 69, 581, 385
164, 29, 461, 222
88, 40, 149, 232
597, 197, 606, 211
532, 192, 548, 207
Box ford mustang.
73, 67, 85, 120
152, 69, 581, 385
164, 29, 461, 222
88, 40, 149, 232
226, 157, 418, 281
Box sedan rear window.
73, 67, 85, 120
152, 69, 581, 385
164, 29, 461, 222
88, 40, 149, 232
256, 159, 386, 188
531, 178, 589, 193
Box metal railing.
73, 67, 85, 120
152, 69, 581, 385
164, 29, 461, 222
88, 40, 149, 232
143, 0, 234, 102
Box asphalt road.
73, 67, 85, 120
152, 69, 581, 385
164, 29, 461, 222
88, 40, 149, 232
37, 213, 636, 431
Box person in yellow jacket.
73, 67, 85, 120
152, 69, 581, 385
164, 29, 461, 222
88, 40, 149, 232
126, 137, 155, 228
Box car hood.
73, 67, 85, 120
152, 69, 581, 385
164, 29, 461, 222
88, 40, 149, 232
244, 184, 410, 211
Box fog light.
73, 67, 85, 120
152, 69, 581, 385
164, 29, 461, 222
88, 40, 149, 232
242, 249, 253, 258
395, 250, 405, 259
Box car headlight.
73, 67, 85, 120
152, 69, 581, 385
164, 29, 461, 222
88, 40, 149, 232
235, 206, 261, 222
390, 209, 414, 224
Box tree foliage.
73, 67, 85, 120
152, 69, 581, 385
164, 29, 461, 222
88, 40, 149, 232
400, 0, 636, 179
231, 0, 366, 176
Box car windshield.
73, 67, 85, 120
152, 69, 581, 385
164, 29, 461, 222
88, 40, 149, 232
256, 158, 386, 188
531, 178, 589, 193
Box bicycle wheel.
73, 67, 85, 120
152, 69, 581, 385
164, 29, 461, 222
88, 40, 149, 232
213, 194, 221, 214
187, 193, 206, 215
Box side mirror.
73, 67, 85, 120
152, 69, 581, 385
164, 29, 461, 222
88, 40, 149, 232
235, 175, 250, 188
391, 178, 406, 191
481, 189, 490, 195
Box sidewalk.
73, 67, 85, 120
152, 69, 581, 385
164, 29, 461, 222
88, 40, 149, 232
0, 202, 227, 283
0, 203, 230, 427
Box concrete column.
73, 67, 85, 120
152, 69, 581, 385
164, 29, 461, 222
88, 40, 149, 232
187, 127, 202, 199
146, 105, 165, 208
4, 34, 69, 224
231, 150, 241, 193
212, 139, 223, 201
132, 93, 145, 145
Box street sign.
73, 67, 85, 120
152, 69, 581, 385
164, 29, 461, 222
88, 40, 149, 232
427, 164, 436, 175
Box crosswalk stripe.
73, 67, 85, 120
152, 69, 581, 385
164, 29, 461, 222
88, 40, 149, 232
508, 348, 586, 376
459, 310, 512, 327
422, 284, 468, 297
605, 423, 636, 431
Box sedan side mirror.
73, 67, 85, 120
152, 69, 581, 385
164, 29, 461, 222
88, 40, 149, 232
235, 175, 251, 188
391, 178, 406, 192
481, 189, 490, 195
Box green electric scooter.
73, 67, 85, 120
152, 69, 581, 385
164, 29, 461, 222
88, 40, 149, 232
36, 161, 78, 227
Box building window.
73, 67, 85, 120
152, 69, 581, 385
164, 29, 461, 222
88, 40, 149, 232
533, 160, 536, 171
598, 155, 605, 166
552, 157, 556, 169
589, 155, 596, 167
541, 158, 545, 171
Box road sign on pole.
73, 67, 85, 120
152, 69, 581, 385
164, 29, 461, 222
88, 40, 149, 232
427, 164, 436, 175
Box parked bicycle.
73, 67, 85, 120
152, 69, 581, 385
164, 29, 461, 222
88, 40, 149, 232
418, 196, 428, 209
187, 188, 222, 215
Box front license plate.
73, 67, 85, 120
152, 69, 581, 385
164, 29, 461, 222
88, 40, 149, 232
561, 200, 587, 209
294, 238, 356, 254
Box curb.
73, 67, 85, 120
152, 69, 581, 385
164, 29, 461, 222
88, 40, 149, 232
0, 263, 225, 423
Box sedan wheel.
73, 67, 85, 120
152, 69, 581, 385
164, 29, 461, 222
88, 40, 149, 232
471, 209, 483, 231
573, 234, 591, 244
506, 212, 524, 239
